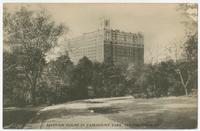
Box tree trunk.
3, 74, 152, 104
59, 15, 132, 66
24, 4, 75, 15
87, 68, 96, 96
184, 86, 188, 96
31, 84, 36, 105
176, 69, 190, 96
31, 78, 37, 105
55, 85, 57, 104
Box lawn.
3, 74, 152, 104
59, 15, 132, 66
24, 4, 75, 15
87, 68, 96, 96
105, 96, 197, 129
3, 96, 197, 129
3, 105, 46, 129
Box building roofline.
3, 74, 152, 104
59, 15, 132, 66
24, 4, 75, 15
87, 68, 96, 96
69, 28, 143, 41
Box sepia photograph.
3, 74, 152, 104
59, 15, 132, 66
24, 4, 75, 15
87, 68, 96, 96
3, 3, 198, 129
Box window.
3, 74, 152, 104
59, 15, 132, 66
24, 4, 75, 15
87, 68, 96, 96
106, 32, 110, 40
124, 35, 127, 41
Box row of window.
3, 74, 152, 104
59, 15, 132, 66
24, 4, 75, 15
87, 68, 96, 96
105, 32, 143, 43
114, 47, 143, 57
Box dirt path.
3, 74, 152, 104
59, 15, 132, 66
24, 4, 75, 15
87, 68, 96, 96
24, 96, 132, 129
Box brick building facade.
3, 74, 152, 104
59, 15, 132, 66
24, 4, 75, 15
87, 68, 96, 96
67, 19, 144, 67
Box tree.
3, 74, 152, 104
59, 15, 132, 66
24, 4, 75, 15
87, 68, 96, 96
176, 5, 198, 96
134, 64, 155, 98
177, 4, 197, 34
70, 57, 93, 100
101, 63, 126, 97
46, 53, 74, 104
157, 60, 178, 96
133, 60, 182, 98
3, 51, 30, 106
4, 7, 66, 105
91, 62, 105, 98
164, 4, 198, 96
125, 63, 143, 95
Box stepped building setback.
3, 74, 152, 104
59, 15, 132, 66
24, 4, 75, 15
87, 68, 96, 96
67, 18, 144, 66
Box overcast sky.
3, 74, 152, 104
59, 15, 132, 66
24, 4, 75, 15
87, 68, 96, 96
5, 3, 197, 63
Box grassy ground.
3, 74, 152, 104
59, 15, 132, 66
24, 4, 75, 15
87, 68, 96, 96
105, 96, 197, 129
4, 96, 197, 129
3, 105, 46, 129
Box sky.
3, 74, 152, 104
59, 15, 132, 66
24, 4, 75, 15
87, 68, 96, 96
4, 3, 197, 63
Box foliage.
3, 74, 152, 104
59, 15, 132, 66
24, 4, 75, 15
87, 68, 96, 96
4, 7, 66, 105
130, 60, 189, 98
36, 53, 74, 105
3, 51, 30, 106
3, 5, 198, 107
101, 63, 127, 97
69, 57, 93, 100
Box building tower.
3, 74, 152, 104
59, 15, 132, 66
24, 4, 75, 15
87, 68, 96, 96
99, 17, 111, 30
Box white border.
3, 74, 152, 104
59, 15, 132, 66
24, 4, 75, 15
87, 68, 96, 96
0, 1, 199, 131
197, 1, 199, 130
1, 0, 199, 3
0, 1, 3, 130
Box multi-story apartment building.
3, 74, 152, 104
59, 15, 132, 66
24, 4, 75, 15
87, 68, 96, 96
67, 19, 144, 67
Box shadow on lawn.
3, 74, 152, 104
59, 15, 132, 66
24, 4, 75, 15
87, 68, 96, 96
32, 108, 92, 122
3, 105, 46, 129
3, 109, 39, 129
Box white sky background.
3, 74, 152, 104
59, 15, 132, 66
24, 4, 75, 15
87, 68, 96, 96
4, 3, 197, 63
